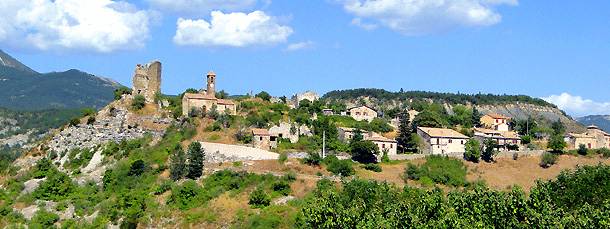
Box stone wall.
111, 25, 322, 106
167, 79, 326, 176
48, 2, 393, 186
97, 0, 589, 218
132, 61, 162, 102
268, 121, 312, 143
291, 91, 319, 107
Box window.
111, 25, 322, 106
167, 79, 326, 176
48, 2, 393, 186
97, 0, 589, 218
390, 144, 393, 148
461, 140, 463, 144
356, 112, 360, 115
449, 139, 452, 143
382, 144, 385, 148
436, 138, 439, 144
364, 112, 368, 116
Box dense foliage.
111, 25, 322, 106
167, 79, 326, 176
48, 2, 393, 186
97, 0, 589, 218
403, 155, 471, 187
323, 88, 557, 108
302, 163, 610, 228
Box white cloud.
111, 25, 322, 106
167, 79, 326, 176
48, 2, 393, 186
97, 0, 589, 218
174, 11, 293, 48
542, 93, 610, 117
335, 0, 517, 35
144, 0, 263, 17
284, 40, 318, 52
349, 18, 377, 30
0, 0, 152, 54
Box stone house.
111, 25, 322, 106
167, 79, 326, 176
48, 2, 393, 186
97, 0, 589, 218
366, 136, 398, 155
182, 70, 236, 116
347, 105, 378, 122
337, 127, 358, 143
417, 127, 470, 154
322, 109, 333, 116
480, 114, 511, 131
251, 128, 277, 150
268, 121, 312, 143
564, 125, 610, 150
291, 91, 319, 107
473, 128, 521, 150
132, 60, 162, 102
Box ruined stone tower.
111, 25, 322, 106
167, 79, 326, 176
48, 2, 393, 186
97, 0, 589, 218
132, 60, 162, 102
206, 70, 216, 96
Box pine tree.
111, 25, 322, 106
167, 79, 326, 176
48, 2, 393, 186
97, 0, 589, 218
396, 112, 418, 153
170, 148, 187, 181
187, 141, 205, 180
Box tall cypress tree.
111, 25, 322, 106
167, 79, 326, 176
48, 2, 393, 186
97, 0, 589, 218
187, 141, 205, 179
170, 148, 187, 181
396, 112, 418, 153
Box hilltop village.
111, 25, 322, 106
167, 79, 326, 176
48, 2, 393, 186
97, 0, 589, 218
2, 60, 608, 228
131, 60, 597, 159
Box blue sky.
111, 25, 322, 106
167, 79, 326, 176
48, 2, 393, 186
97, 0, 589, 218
1, 0, 609, 117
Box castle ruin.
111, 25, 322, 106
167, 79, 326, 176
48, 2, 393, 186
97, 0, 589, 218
132, 61, 162, 102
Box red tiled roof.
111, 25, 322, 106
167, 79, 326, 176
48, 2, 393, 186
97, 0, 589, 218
217, 99, 235, 105
207, 70, 216, 76
365, 136, 397, 143
418, 127, 470, 139
487, 114, 511, 119
183, 93, 216, 100
252, 128, 275, 136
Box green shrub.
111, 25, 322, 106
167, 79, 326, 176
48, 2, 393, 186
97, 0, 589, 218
278, 152, 288, 164
327, 160, 355, 177
361, 164, 382, 172
32, 168, 75, 201
302, 151, 321, 166
322, 154, 338, 165
249, 189, 271, 208
81, 107, 96, 117
540, 152, 558, 168
272, 181, 291, 196
577, 144, 588, 156
87, 116, 96, 125
403, 155, 469, 187
233, 161, 242, 167
114, 86, 132, 100
132, 95, 146, 110
153, 180, 175, 195
598, 148, 610, 158
209, 134, 221, 141
30, 209, 59, 228
33, 157, 52, 179
69, 117, 80, 126
170, 180, 206, 210
512, 152, 519, 160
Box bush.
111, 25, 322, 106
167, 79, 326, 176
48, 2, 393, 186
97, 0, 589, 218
520, 135, 531, 145
278, 152, 288, 164
464, 139, 481, 162
170, 180, 205, 210
30, 209, 59, 228
86, 116, 96, 125
577, 144, 588, 156
69, 117, 80, 126
132, 95, 146, 110
33, 157, 52, 179
361, 164, 382, 172
598, 148, 610, 158
249, 189, 271, 208
512, 152, 519, 160
272, 181, 291, 196
327, 160, 355, 177
114, 86, 132, 100
540, 152, 558, 168
322, 154, 338, 165
403, 155, 469, 187
302, 151, 321, 166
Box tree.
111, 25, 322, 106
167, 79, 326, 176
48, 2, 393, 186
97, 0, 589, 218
114, 86, 132, 100
551, 119, 565, 136
350, 141, 379, 164
577, 144, 588, 156
351, 129, 364, 143
249, 189, 270, 208
187, 141, 204, 179
396, 112, 418, 153
482, 138, 499, 162
464, 139, 481, 162
69, 117, 80, 126
470, 107, 482, 127
411, 109, 442, 129
547, 135, 567, 153
255, 91, 271, 101
132, 95, 146, 110
215, 89, 229, 99
170, 146, 188, 181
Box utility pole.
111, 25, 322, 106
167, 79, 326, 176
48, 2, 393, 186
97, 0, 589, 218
322, 130, 326, 158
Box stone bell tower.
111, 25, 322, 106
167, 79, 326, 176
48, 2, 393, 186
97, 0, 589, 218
206, 70, 216, 96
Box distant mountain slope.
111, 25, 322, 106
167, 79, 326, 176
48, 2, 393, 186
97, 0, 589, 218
576, 115, 610, 133
0, 49, 37, 74
0, 50, 123, 110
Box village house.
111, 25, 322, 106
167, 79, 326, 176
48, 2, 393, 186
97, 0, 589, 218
251, 128, 277, 150
366, 136, 398, 155
417, 127, 470, 154
564, 125, 610, 150
322, 109, 333, 116
268, 121, 312, 143
480, 114, 511, 131
182, 71, 236, 116
347, 105, 378, 122
473, 128, 521, 150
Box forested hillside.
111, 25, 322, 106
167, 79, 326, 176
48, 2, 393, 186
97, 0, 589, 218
576, 115, 610, 132
0, 49, 122, 110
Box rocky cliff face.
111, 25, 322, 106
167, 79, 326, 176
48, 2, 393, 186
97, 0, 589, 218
339, 96, 585, 133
